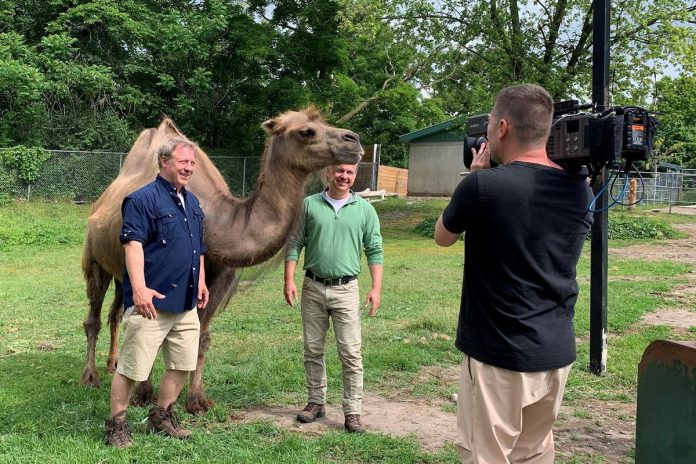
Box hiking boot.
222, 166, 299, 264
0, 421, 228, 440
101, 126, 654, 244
104, 410, 133, 448
147, 404, 192, 439
344, 414, 365, 433
296, 402, 325, 423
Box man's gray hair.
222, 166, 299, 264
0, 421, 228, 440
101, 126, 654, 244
157, 136, 197, 166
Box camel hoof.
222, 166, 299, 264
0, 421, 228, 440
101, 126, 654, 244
131, 383, 156, 406
185, 392, 215, 415
106, 359, 118, 374
80, 370, 101, 388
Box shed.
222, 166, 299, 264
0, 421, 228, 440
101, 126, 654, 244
399, 118, 467, 197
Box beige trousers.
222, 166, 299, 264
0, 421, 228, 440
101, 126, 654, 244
457, 354, 572, 464
300, 277, 362, 415
117, 307, 200, 382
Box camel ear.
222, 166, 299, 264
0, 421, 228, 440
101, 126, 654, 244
262, 118, 278, 134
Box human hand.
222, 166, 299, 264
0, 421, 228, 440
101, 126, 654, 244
470, 142, 491, 172
197, 282, 209, 309
132, 287, 165, 319
284, 280, 298, 307
364, 289, 381, 317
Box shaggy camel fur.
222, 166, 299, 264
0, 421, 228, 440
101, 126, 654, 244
81, 109, 363, 413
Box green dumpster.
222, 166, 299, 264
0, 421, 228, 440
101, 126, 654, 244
635, 340, 696, 463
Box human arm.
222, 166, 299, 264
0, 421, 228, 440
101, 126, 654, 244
197, 254, 209, 309
434, 216, 460, 247
123, 240, 165, 319
434, 171, 479, 247
365, 263, 383, 317
284, 260, 299, 307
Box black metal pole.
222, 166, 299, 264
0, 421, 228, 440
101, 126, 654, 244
590, 0, 610, 375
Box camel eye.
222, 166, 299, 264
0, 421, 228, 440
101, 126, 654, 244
299, 127, 316, 138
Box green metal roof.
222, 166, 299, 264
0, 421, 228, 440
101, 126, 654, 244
398, 118, 466, 143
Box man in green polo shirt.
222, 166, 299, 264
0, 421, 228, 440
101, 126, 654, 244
284, 163, 384, 433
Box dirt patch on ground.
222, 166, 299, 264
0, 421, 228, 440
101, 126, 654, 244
555, 400, 636, 463
641, 308, 696, 329
610, 222, 696, 265
236, 394, 457, 452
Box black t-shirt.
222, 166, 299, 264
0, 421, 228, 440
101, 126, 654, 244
442, 162, 594, 372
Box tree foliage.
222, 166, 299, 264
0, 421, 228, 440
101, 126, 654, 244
0, 0, 694, 168
0, 145, 51, 184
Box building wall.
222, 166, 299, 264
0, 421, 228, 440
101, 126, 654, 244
407, 141, 467, 196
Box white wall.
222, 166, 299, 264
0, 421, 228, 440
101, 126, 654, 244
407, 141, 467, 196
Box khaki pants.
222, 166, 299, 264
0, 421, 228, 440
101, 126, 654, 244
117, 307, 200, 382
457, 354, 572, 464
300, 277, 362, 415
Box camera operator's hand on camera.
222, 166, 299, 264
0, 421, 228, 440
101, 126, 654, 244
470, 142, 490, 172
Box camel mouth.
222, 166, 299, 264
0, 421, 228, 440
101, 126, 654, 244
333, 148, 363, 165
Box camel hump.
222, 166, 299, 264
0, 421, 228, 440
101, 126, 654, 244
118, 118, 185, 178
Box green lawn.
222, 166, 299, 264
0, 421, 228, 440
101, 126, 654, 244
0, 198, 694, 463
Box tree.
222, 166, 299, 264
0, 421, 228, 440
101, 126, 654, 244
339, 0, 696, 112
651, 75, 696, 168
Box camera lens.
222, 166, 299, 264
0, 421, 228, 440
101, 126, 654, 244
463, 136, 488, 168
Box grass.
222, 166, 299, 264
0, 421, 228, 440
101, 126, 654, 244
1, 198, 694, 463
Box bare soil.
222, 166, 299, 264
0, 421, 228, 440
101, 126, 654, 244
231, 217, 696, 462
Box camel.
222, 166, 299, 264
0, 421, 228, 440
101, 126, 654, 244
80, 108, 363, 413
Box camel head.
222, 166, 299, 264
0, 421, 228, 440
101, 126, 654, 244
261, 106, 363, 173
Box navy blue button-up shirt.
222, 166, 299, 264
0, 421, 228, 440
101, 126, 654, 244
120, 175, 207, 313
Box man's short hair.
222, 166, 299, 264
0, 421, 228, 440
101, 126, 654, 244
491, 84, 553, 148
157, 136, 197, 167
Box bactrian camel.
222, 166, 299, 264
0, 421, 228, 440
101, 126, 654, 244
81, 108, 363, 413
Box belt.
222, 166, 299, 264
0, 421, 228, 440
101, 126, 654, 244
305, 270, 357, 286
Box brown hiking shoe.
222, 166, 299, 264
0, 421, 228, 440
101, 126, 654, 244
296, 402, 325, 423
147, 404, 192, 439
104, 410, 133, 448
344, 414, 365, 433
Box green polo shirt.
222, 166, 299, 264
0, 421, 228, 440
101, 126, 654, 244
285, 192, 383, 278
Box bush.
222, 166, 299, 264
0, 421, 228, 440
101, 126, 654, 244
0, 146, 51, 184
607, 216, 681, 239
413, 217, 438, 238
413, 214, 680, 241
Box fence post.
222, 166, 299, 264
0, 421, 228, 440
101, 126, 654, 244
242, 157, 247, 196
668, 179, 673, 214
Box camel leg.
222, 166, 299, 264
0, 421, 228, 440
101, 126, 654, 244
80, 262, 112, 387
185, 266, 235, 414
186, 305, 216, 414
106, 280, 124, 373
131, 372, 156, 406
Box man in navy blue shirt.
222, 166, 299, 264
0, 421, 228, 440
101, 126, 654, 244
105, 136, 209, 448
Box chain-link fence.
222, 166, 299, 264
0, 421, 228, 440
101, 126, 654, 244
0, 149, 377, 201
610, 168, 696, 208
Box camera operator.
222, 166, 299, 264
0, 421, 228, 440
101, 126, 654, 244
434, 84, 593, 463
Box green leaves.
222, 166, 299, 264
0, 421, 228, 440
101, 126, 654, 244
0, 146, 51, 184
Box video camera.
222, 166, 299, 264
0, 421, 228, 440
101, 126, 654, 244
463, 100, 657, 174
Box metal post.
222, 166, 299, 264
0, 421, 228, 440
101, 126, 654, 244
372, 144, 379, 190
242, 157, 247, 196
589, 0, 610, 376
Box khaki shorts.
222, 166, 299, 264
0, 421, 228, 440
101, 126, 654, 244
116, 307, 200, 382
